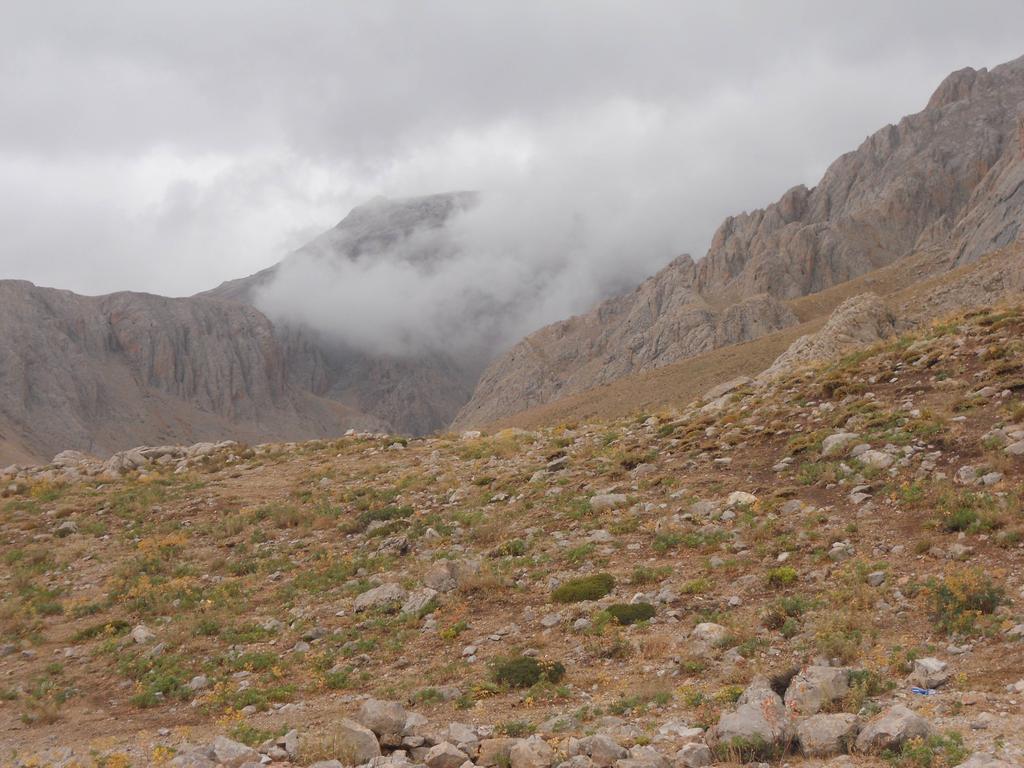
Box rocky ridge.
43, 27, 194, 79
455, 55, 1024, 428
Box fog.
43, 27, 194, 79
4, 2, 1024, 356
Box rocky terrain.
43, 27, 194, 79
3, 300, 1024, 767
455, 55, 1024, 427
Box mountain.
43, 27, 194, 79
204, 191, 485, 437
0, 193, 480, 464
454, 55, 1024, 428
0, 281, 387, 464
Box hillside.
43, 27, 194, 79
455, 56, 1024, 428
3, 302, 1024, 767
487, 245, 1024, 431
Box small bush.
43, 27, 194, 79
631, 565, 672, 585
766, 566, 798, 587
713, 735, 784, 763
491, 656, 566, 688
928, 569, 1003, 636
604, 602, 656, 625
883, 731, 968, 768
552, 573, 615, 603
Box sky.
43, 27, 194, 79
3, 2, 1024, 334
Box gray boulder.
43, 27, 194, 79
710, 678, 794, 755
510, 737, 555, 768
331, 718, 383, 764
573, 735, 628, 767
357, 698, 409, 737
855, 705, 931, 753
674, 743, 713, 768
784, 666, 851, 714
206, 736, 259, 768
354, 583, 408, 612
425, 742, 470, 768
796, 713, 859, 757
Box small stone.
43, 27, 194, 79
131, 624, 156, 644
591, 494, 629, 512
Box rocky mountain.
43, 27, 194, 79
205, 191, 485, 437
0, 281, 386, 464
455, 55, 1024, 428
0, 194, 480, 464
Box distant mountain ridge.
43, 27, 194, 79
453, 54, 1024, 428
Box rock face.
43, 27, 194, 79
0, 281, 386, 464
762, 294, 898, 379
455, 55, 1024, 427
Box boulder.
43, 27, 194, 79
510, 737, 555, 768
726, 491, 757, 508
591, 494, 629, 512
783, 666, 851, 714
357, 698, 408, 737
710, 679, 794, 755
674, 743, 713, 768
858, 450, 895, 470
479, 738, 518, 767
354, 583, 408, 612
207, 736, 259, 768
822, 432, 860, 457
854, 705, 930, 754
908, 657, 950, 689
425, 742, 469, 768
402, 587, 439, 615
331, 718, 383, 764
574, 735, 628, 767
691, 622, 728, 646
796, 713, 859, 757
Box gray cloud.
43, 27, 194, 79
2, 1, 1024, 328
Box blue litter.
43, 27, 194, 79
911, 687, 938, 695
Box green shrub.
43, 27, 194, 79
928, 569, 1003, 635
766, 566, 798, 587
491, 656, 566, 688
552, 573, 615, 603
604, 602, 656, 625
882, 731, 968, 767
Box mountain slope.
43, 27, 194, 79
5, 301, 1024, 766
455, 55, 1024, 428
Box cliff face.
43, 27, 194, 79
454, 55, 1024, 428
0, 282, 384, 464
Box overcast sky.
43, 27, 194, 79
3, 1, 1024, 299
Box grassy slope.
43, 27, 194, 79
2, 303, 1024, 765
